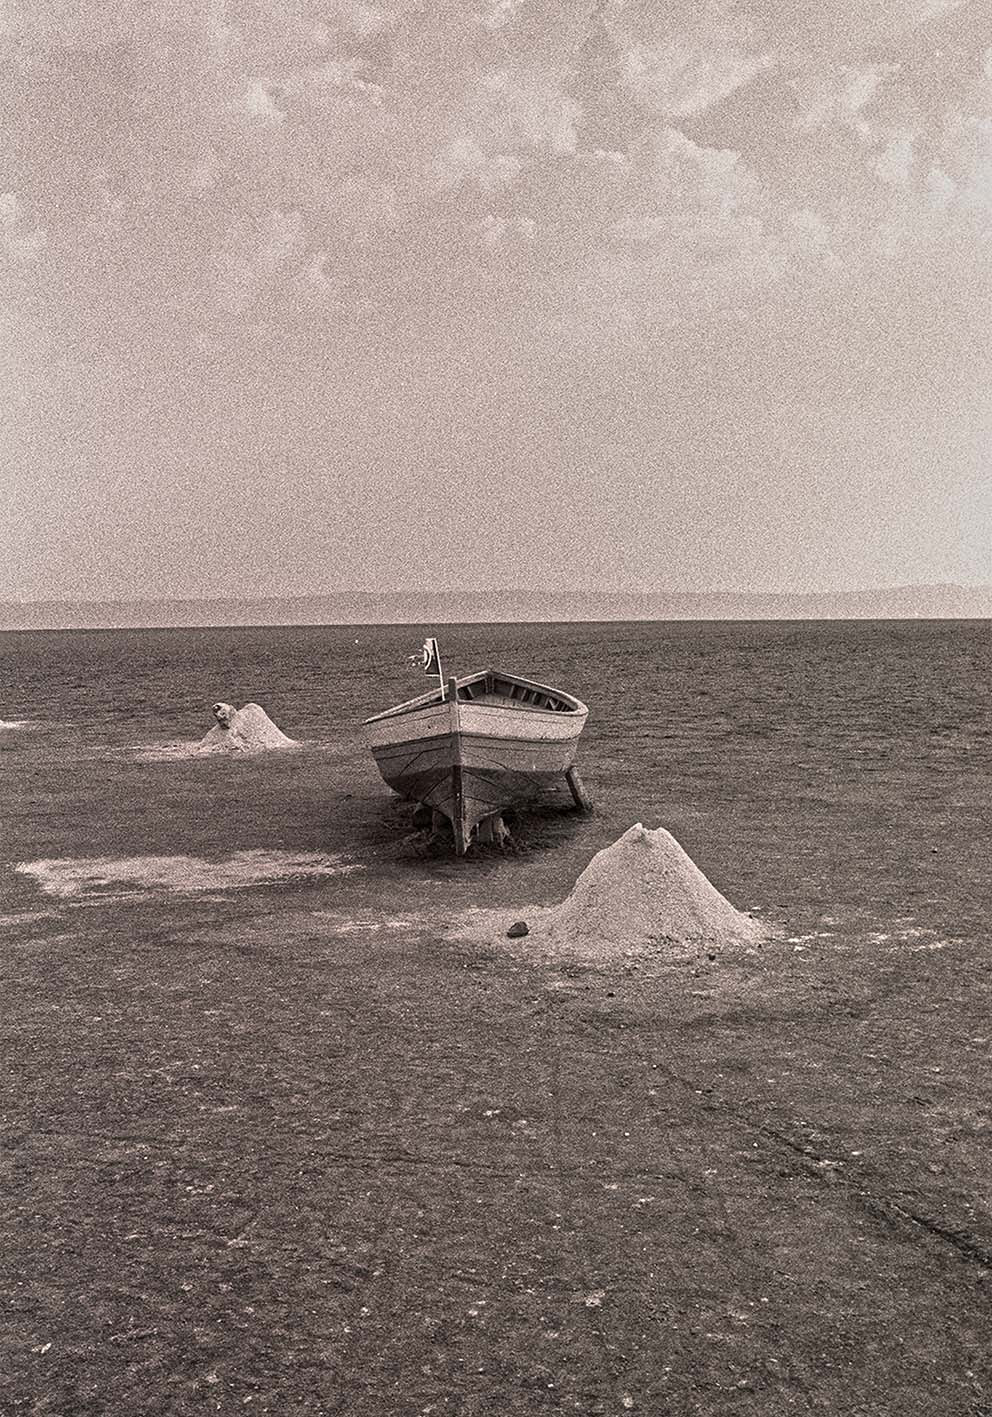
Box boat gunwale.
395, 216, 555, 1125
363, 668, 588, 725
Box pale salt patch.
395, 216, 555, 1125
452, 824, 778, 962
0, 719, 34, 730
0, 909, 59, 927
315, 919, 407, 936
309, 912, 415, 936
16, 850, 362, 900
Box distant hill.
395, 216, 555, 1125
1, 585, 991, 630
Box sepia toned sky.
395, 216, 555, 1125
1, 0, 990, 600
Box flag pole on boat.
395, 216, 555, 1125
422, 636, 444, 700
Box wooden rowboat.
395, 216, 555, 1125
364, 669, 590, 853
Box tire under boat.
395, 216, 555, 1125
363, 668, 589, 853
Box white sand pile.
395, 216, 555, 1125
536, 824, 770, 957
451, 823, 776, 962
194, 702, 297, 755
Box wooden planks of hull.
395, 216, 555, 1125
372, 731, 581, 848
372, 729, 578, 780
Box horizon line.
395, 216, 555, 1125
2, 581, 991, 607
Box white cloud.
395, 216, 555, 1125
435, 134, 523, 192
218, 207, 305, 309
875, 131, 915, 185
794, 64, 896, 133
477, 0, 528, 32
0, 191, 46, 263
304, 58, 384, 106
307, 247, 332, 291
435, 67, 580, 192
786, 208, 834, 262
258, 207, 304, 277
622, 29, 771, 119
240, 79, 285, 126
611, 129, 765, 266
482, 69, 579, 156
204, 0, 235, 63
575, 148, 628, 170
332, 2, 392, 38
925, 165, 956, 209
477, 213, 537, 247
928, 107, 992, 217
190, 147, 222, 192
7, 0, 992, 337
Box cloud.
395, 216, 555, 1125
435, 67, 580, 191
259, 207, 304, 277
190, 147, 222, 192
621, 24, 771, 119
0, 192, 46, 263
619, 128, 763, 241
606, 128, 774, 309
435, 134, 524, 192
948, 124, 992, 216
301, 58, 384, 106
786, 207, 833, 258
307, 247, 332, 291
793, 63, 896, 133
240, 79, 285, 126
477, 213, 537, 247
925, 165, 957, 209
485, 68, 580, 154
218, 206, 305, 309
3, 0, 992, 609
476, 0, 529, 32
327, 2, 394, 38
4, 0, 991, 335
876, 131, 915, 185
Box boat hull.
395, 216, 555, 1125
372, 727, 580, 838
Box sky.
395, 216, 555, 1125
1, 0, 990, 601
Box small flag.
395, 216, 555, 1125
408, 637, 442, 677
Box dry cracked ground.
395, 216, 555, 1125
2, 847, 991, 1417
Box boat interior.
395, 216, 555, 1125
459, 671, 576, 713
365, 669, 584, 722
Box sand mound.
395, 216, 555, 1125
195, 702, 297, 755
540, 824, 768, 956
452, 823, 775, 962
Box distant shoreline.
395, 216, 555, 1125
1, 585, 990, 630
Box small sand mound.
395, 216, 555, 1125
539, 823, 769, 957
195, 702, 296, 755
